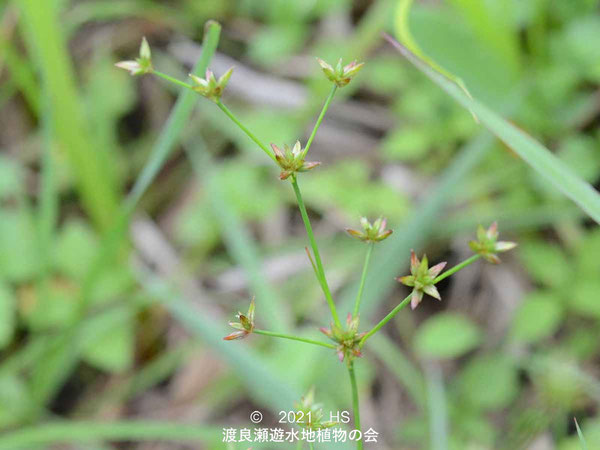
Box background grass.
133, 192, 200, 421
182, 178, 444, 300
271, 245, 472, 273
1, 0, 599, 449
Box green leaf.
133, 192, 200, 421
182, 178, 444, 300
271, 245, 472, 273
0, 209, 40, 282
0, 374, 31, 428
0, 156, 24, 199
510, 292, 563, 343
414, 313, 481, 359
570, 280, 600, 319
21, 280, 78, 331
457, 354, 518, 410
82, 311, 134, 373
381, 127, 431, 161
54, 219, 99, 280
518, 241, 570, 288
0, 283, 15, 349
386, 35, 600, 224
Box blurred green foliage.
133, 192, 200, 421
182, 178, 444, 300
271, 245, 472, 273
0, 0, 599, 448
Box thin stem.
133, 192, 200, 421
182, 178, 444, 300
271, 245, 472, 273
215, 100, 277, 163
348, 362, 363, 450
302, 84, 337, 157
152, 70, 194, 90
290, 176, 341, 327
253, 329, 335, 349
434, 254, 480, 284
353, 243, 374, 318
359, 294, 411, 347
309, 443, 315, 450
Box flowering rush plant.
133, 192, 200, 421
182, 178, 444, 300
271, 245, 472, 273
117, 27, 516, 449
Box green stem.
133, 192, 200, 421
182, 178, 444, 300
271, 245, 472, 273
215, 100, 277, 163
359, 293, 411, 347
152, 70, 194, 90
309, 443, 315, 450
302, 84, 337, 157
290, 176, 341, 327
253, 329, 335, 349
348, 362, 363, 450
353, 243, 374, 318
434, 254, 480, 284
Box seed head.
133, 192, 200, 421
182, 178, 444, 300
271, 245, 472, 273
189, 67, 234, 102
316, 57, 364, 87
271, 141, 320, 180
223, 298, 255, 340
469, 222, 517, 263
115, 37, 153, 76
346, 216, 393, 243
294, 388, 337, 430
396, 250, 447, 309
320, 313, 366, 365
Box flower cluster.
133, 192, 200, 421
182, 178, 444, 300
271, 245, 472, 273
294, 388, 337, 430
189, 68, 234, 102
115, 37, 153, 76
397, 250, 447, 310
346, 217, 393, 243
320, 314, 366, 364
271, 141, 321, 180
317, 58, 364, 87
223, 299, 255, 340
469, 222, 517, 264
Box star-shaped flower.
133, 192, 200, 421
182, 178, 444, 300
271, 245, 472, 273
397, 250, 447, 309
115, 37, 153, 76
189, 68, 234, 102
346, 216, 393, 243
223, 298, 255, 340
469, 222, 517, 264
271, 141, 320, 180
317, 58, 364, 87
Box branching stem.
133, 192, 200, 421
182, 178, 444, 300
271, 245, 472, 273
291, 176, 341, 327
253, 330, 335, 349
360, 254, 482, 346
302, 85, 337, 158
215, 100, 277, 163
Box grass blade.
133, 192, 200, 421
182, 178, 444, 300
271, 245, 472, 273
139, 272, 300, 410
385, 34, 600, 224
19, 0, 119, 231
0, 421, 222, 449
575, 417, 588, 450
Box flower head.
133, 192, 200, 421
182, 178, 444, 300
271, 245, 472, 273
271, 141, 320, 180
346, 216, 393, 243
320, 313, 366, 365
396, 250, 447, 309
294, 388, 337, 430
223, 298, 255, 340
189, 67, 233, 102
469, 222, 517, 264
316, 58, 364, 87
115, 37, 153, 76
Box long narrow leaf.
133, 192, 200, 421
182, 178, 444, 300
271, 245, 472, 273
385, 34, 600, 224
20, 0, 119, 231
0, 421, 222, 449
